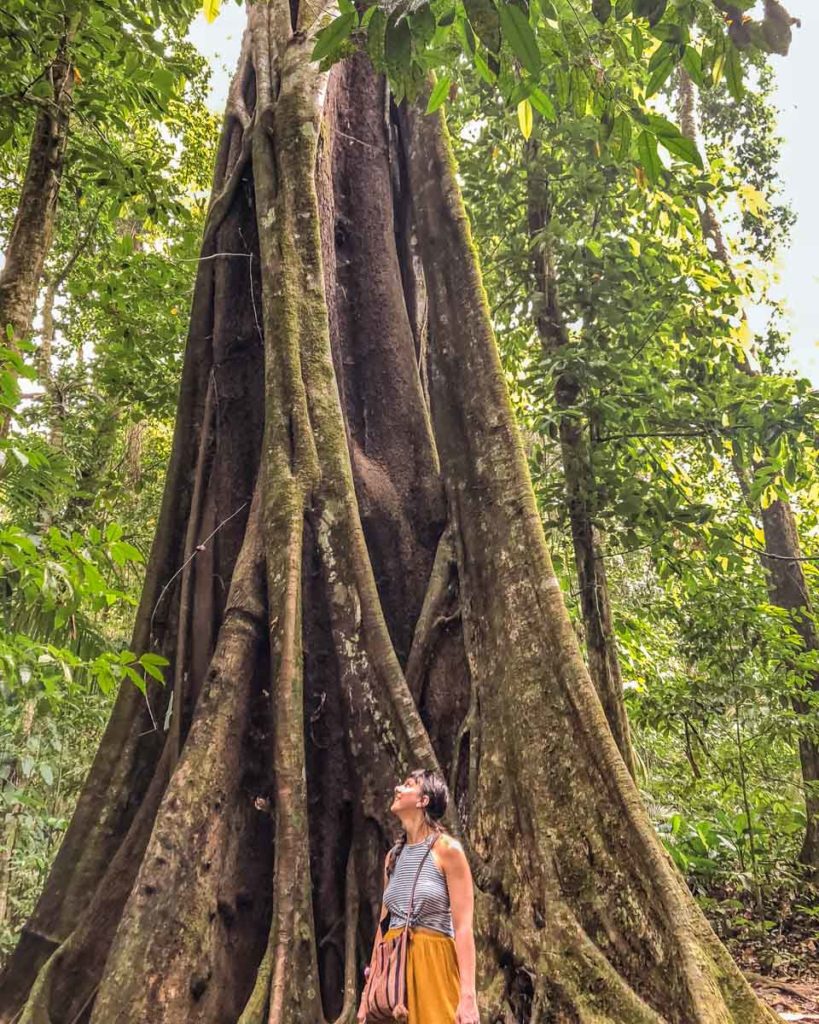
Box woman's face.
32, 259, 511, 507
390, 775, 426, 815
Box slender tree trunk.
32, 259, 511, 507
678, 68, 819, 878
37, 278, 66, 448
756, 503, 819, 873
525, 139, 636, 777
0, 9, 779, 1021
37, 204, 102, 446
0, 28, 75, 436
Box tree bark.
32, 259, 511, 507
0, 28, 76, 436
525, 138, 637, 778
0, 9, 780, 1022
678, 68, 819, 878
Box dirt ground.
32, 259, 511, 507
751, 975, 819, 1021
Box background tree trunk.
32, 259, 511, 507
0, 26, 76, 436
0, 8, 781, 1022
525, 138, 636, 778
678, 68, 819, 878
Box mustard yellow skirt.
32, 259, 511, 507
383, 926, 460, 1024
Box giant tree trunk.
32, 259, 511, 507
678, 69, 819, 878
525, 139, 636, 777
0, 30, 75, 436
0, 6, 779, 1021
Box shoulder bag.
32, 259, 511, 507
360, 834, 440, 1023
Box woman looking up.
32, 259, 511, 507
357, 768, 479, 1024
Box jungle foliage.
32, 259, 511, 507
0, 0, 816, 1009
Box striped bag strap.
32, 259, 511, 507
401, 833, 440, 933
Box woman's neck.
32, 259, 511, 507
404, 819, 432, 845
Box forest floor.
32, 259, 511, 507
750, 975, 819, 1021
702, 882, 819, 1020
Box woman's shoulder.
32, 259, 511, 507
433, 832, 466, 863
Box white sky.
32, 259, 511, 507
187, 5, 818, 386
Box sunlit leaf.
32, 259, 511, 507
517, 97, 533, 139
202, 0, 220, 23
426, 75, 451, 113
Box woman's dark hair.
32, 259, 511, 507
386, 769, 449, 878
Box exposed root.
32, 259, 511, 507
327, 845, 359, 1024
203, 25, 255, 248
169, 375, 215, 764
405, 527, 457, 697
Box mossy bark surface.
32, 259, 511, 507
0, 10, 781, 1023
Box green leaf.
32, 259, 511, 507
656, 133, 701, 168
648, 39, 675, 71
631, 24, 645, 58
592, 0, 612, 23
656, 131, 702, 168
646, 48, 676, 96
529, 86, 556, 121
705, 32, 726, 87
410, 5, 437, 45
464, 0, 501, 54
682, 45, 704, 87
311, 11, 356, 62
367, 9, 386, 65
612, 34, 630, 65
571, 66, 590, 117
539, 22, 567, 55
426, 75, 451, 113
651, 22, 683, 43
554, 68, 569, 107
725, 41, 744, 100
611, 111, 632, 160
615, 0, 632, 18
517, 97, 533, 139
473, 48, 498, 83
105, 522, 123, 542
139, 652, 169, 684
110, 540, 143, 566
385, 14, 412, 72
456, 15, 476, 55
499, 3, 541, 75
637, 130, 660, 184
141, 652, 170, 668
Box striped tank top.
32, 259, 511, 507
384, 834, 454, 937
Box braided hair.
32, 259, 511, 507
386, 768, 449, 879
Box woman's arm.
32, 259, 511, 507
438, 837, 479, 1024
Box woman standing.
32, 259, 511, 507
357, 769, 480, 1024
